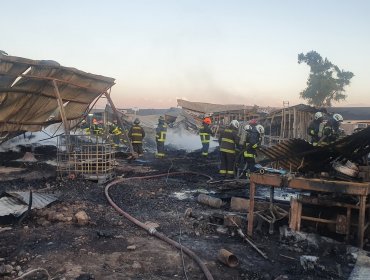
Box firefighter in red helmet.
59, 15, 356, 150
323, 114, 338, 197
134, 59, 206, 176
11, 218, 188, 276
199, 117, 213, 157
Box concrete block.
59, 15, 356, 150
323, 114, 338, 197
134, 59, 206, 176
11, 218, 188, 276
230, 197, 249, 212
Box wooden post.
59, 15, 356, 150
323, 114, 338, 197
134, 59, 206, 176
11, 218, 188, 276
358, 195, 366, 248
52, 80, 70, 135
289, 198, 298, 230
247, 180, 256, 236
346, 207, 351, 241
293, 108, 297, 138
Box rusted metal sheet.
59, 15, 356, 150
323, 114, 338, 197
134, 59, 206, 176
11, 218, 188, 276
259, 126, 370, 172
0, 191, 58, 217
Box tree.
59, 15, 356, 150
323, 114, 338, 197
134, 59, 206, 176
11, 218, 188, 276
298, 51, 354, 107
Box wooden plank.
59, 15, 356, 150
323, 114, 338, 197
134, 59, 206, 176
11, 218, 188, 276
289, 198, 299, 231
250, 174, 370, 196
358, 196, 367, 248
247, 181, 256, 237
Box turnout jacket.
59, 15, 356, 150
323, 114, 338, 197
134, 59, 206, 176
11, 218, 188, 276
244, 125, 261, 158
307, 120, 321, 144
156, 122, 167, 142
199, 124, 213, 143
219, 127, 239, 154
128, 124, 145, 144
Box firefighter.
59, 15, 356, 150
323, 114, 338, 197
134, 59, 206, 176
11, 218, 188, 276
155, 116, 167, 158
199, 117, 213, 157
219, 120, 240, 178
128, 118, 145, 156
319, 113, 343, 144
92, 119, 103, 135
109, 121, 122, 147
80, 119, 91, 135
243, 119, 264, 173
235, 123, 252, 178
307, 112, 324, 146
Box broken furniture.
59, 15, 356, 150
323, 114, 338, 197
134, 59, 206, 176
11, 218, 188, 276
247, 173, 370, 248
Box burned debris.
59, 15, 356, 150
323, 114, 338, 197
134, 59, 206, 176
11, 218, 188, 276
1, 54, 370, 280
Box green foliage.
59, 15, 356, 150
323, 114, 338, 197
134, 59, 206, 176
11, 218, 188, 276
298, 51, 354, 107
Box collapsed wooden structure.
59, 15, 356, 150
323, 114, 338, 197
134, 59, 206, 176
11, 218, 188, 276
248, 173, 370, 248
259, 103, 316, 147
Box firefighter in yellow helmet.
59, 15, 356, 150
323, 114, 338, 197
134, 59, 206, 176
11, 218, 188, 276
199, 117, 213, 157
219, 120, 240, 178
155, 116, 167, 158
128, 118, 145, 156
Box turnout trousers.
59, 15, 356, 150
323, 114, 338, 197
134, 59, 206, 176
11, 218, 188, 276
132, 143, 143, 155
156, 141, 165, 157
201, 142, 210, 157
219, 151, 235, 177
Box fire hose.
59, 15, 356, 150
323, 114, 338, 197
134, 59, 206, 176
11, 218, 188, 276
105, 172, 214, 280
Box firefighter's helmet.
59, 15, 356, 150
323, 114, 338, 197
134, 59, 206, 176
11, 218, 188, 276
333, 113, 343, 122
230, 120, 239, 129
203, 117, 211, 125
134, 118, 140, 124
314, 112, 323, 120
256, 124, 265, 134
244, 124, 252, 131
249, 119, 258, 125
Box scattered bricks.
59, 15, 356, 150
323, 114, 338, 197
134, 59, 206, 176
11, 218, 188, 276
75, 211, 89, 226
224, 214, 242, 227
230, 197, 249, 212
0, 264, 13, 275
127, 245, 137, 251
197, 194, 222, 208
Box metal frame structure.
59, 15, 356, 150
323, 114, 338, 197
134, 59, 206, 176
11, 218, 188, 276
248, 173, 370, 248
57, 134, 116, 184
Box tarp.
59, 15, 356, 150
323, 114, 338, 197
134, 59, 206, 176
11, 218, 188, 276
0, 54, 115, 139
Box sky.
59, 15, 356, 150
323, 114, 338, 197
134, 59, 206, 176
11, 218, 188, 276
1, 0, 370, 109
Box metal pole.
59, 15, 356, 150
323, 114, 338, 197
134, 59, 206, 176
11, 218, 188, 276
104, 90, 134, 154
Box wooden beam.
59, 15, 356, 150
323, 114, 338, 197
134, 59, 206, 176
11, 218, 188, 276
52, 80, 70, 135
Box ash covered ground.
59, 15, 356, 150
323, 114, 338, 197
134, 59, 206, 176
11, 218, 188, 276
0, 146, 364, 280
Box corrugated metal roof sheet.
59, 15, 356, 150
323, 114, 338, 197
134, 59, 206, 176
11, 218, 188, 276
0, 54, 115, 140
259, 126, 370, 172
0, 191, 58, 217
177, 99, 248, 114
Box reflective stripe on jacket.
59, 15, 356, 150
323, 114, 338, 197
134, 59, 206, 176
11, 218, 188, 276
199, 124, 212, 143
129, 124, 145, 144
219, 128, 239, 154
156, 123, 167, 142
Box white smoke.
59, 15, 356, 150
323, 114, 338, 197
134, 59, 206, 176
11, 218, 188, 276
0, 123, 64, 152
166, 125, 218, 152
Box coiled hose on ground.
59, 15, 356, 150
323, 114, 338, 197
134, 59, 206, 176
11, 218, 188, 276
105, 171, 214, 280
